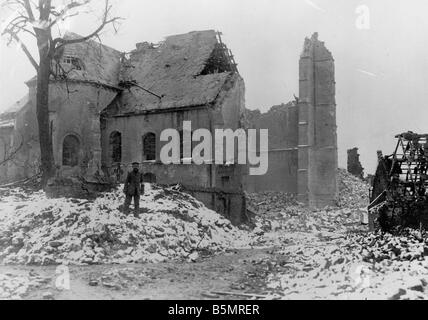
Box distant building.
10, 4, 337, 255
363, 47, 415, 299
347, 147, 364, 179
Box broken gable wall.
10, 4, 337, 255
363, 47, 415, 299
243, 103, 299, 193
243, 33, 338, 207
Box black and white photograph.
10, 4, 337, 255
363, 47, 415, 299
0, 0, 427, 307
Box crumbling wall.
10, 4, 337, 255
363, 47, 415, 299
242, 103, 298, 193
298, 33, 338, 207
347, 147, 364, 179
241, 33, 338, 206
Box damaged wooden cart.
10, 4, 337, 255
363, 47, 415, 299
368, 132, 428, 231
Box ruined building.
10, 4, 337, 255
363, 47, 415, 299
347, 147, 364, 179
244, 33, 338, 207
0, 30, 338, 222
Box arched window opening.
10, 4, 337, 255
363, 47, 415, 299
142, 132, 156, 161
110, 131, 122, 163
63, 135, 80, 167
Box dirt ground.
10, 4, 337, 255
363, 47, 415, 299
3, 222, 428, 300
0, 247, 284, 300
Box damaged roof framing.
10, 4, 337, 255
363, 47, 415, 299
118, 30, 241, 113
1, 30, 241, 121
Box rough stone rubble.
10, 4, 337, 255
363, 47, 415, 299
250, 170, 428, 300
246, 169, 369, 235
0, 184, 254, 266
2, 170, 428, 299
0, 272, 50, 300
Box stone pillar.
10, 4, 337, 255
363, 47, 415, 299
297, 33, 338, 207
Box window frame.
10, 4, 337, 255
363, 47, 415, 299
142, 132, 156, 162
109, 131, 122, 164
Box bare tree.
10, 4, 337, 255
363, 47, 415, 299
0, 0, 121, 187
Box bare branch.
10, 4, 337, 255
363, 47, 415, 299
2, 14, 37, 37
2, 29, 39, 71
23, 0, 35, 21
48, 0, 90, 28
53, 0, 122, 50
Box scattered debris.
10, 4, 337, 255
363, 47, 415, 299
0, 184, 255, 266
211, 290, 271, 299
201, 292, 220, 299
0, 272, 48, 300
88, 279, 99, 286
42, 291, 54, 300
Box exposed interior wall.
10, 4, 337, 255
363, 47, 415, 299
242, 33, 338, 208
242, 103, 298, 193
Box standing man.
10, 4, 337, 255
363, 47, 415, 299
123, 162, 144, 217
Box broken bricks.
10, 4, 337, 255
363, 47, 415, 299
0, 185, 254, 266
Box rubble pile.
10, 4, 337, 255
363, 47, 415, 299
337, 168, 369, 209
246, 169, 369, 215
246, 169, 369, 235
245, 191, 297, 215
278, 207, 364, 234
266, 232, 428, 299
348, 229, 428, 263
0, 273, 31, 299
0, 272, 48, 300
0, 184, 253, 266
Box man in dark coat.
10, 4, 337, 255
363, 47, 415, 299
123, 162, 144, 217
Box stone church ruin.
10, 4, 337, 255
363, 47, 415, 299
0, 30, 338, 223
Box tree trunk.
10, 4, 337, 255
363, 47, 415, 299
36, 34, 55, 187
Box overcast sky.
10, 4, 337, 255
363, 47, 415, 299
1, 0, 427, 174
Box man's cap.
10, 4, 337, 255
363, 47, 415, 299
132, 162, 140, 165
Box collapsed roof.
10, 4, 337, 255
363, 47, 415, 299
1, 30, 240, 117
118, 30, 240, 112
